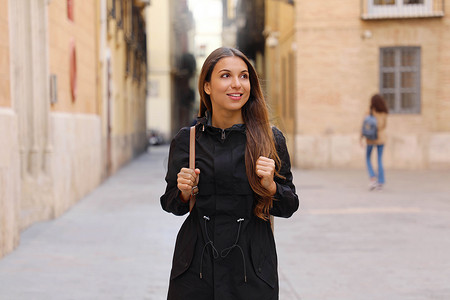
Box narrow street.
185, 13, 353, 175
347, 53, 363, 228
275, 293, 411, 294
0, 146, 449, 300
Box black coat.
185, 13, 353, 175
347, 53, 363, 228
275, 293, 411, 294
161, 119, 299, 300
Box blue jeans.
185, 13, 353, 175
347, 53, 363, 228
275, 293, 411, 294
366, 144, 385, 184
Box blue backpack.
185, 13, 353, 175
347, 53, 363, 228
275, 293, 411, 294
362, 115, 378, 140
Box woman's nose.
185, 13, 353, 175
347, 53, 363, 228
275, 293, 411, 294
230, 76, 241, 88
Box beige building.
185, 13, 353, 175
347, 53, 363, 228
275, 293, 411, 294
146, 0, 172, 140
146, 0, 196, 140
264, 0, 297, 162
273, 0, 450, 170
189, 0, 223, 111
0, 0, 18, 258
101, 0, 148, 173
0, 0, 148, 259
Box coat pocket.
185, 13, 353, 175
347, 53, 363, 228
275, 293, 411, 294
250, 237, 277, 289
170, 215, 198, 280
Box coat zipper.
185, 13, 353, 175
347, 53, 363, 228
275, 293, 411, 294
221, 129, 226, 140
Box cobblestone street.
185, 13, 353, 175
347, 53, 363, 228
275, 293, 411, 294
0, 146, 449, 300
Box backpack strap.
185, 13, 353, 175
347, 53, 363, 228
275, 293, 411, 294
189, 126, 196, 212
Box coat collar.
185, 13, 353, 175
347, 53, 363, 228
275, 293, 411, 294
196, 111, 246, 134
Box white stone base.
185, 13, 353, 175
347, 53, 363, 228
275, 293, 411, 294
296, 133, 450, 170
428, 134, 450, 169
0, 108, 20, 257
51, 113, 102, 217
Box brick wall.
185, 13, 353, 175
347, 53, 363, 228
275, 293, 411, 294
294, 0, 450, 169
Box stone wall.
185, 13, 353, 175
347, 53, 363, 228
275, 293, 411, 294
51, 113, 102, 218
296, 132, 450, 170
0, 109, 20, 257
0, 0, 10, 107
0, 0, 147, 260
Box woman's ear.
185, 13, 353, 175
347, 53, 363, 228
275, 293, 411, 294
204, 82, 211, 95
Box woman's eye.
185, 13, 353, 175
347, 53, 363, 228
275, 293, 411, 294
241, 74, 248, 79
221, 74, 230, 78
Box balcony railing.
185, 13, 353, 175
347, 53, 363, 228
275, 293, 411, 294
361, 0, 444, 19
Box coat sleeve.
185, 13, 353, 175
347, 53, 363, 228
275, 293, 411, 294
160, 128, 190, 216
269, 127, 299, 218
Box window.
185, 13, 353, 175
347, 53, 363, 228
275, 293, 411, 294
363, 0, 444, 19
379, 47, 421, 114
374, 0, 424, 4
370, 0, 431, 14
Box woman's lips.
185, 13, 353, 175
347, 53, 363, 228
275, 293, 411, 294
227, 93, 243, 100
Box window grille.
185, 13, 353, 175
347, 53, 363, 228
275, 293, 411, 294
361, 0, 444, 19
379, 47, 421, 114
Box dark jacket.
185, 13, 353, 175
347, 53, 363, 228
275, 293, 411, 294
161, 118, 299, 300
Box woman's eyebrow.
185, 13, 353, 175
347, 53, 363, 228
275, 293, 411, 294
218, 69, 249, 73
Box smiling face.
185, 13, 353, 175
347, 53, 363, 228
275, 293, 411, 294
203, 56, 251, 124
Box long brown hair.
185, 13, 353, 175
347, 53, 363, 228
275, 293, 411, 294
370, 94, 389, 113
198, 47, 281, 220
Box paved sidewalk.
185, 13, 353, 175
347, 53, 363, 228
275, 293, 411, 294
0, 145, 449, 300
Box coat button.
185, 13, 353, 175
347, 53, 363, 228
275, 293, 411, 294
258, 267, 262, 273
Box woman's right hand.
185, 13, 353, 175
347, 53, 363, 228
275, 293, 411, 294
359, 136, 365, 147
177, 168, 200, 202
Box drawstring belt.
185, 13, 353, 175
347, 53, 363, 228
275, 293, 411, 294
199, 216, 219, 279
199, 216, 247, 283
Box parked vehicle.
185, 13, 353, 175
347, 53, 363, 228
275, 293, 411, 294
147, 129, 165, 146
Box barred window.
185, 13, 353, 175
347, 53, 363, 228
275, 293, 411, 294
362, 0, 444, 19
371, 0, 430, 12
374, 0, 424, 4
380, 47, 421, 114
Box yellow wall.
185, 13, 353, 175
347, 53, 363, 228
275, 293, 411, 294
265, 0, 296, 159
1, 0, 148, 259
0, 0, 10, 107
104, 10, 147, 172
48, 0, 98, 114
146, 1, 172, 140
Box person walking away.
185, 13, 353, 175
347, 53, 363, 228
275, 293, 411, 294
360, 94, 388, 190
160, 47, 299, 300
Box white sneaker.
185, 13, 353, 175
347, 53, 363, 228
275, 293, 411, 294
369, 180, 378, 191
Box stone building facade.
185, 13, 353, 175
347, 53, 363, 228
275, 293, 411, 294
0, 0, 19, 258
146, 0, 196, 140
291, 0, 450, 169
264, 0, 297, 162
0, 0, 148, 259
102, 0, 148, 174
146, 0, 172, 140
239, 0, 450, 170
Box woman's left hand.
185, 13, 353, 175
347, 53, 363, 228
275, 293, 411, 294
256, 156, 277, 196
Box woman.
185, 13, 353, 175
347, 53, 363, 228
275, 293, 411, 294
361, 94, 388, 190
160, 47, 299, 300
